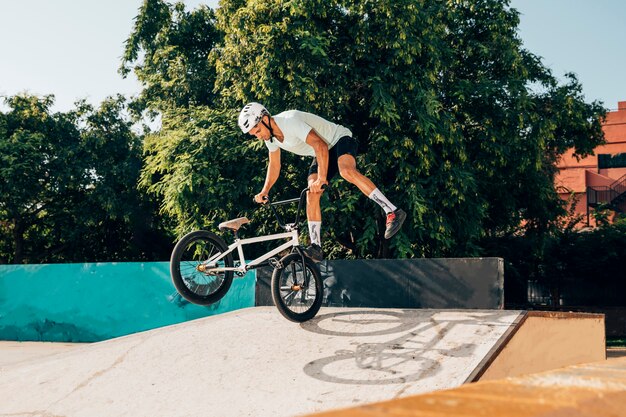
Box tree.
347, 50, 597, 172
0, 94, 170, 263
74, 95, 172, 262
437, 1, 606, 245
139, 106, 252, 237
127, 0, 606, 259
120, 0, 221, 113
0, 95, 87, 263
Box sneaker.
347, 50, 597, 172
304, 244, 324, 263
384, 209, 406, 239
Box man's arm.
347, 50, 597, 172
306, 130, 329, 193
255, 149, 281, 203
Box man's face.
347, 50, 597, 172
248, 116, 271, 141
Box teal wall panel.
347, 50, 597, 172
0, 262, 255, 342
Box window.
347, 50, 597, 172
598, 153, 626, 169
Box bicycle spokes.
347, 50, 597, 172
278, 260, 316, 312
179, 238, 226, 296
170, 230, 234, 306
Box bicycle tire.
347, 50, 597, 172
271, 253, 323, 322
170, 230, 233, 305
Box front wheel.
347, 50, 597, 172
170, 230, 233, 305
271, 253, 323, 322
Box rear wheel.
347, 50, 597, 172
271, 253, 323, 322
170, 230, 233, 305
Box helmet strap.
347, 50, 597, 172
261, 116, 274, 143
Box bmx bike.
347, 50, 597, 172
169, 187, 323, 322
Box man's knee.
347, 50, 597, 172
339, 166, 359, 183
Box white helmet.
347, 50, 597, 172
238, 102, 269, 133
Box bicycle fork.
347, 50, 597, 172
291, 246, 311, 292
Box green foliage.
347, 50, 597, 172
121, 0, 221, 112
214, 0, 350, 113
483, 220, 626, 307
140, 106, 254, 235
0, 0, 612, 266
126, 0, 607, 260
0, 94, 170, 263
1, 95, 84, 263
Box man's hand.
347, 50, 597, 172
254, 191, 269, 204
309, 178, 328, 194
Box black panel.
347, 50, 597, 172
256, 258, 504, 310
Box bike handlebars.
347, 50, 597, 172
258, 186, 327, 230
254, 185, 327, 205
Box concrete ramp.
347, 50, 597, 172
0, 308, 604, 417
305, 356, 626, 417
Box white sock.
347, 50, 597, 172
368, 188, 397, 214
308, 221, 321, 246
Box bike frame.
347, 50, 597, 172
204, 228, 299, 274
202, 188, 313, 275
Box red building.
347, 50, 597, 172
555, 101, 626, 226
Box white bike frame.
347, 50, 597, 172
201, 188, 316, 275
202, 226, 300, 274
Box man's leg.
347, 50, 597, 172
307, 173, 323, 245
337, 153, 406, 239
337, 154, 376, 197
305, 173, 324, 261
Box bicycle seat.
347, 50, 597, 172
218, 217, 250, 232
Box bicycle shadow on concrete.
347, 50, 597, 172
300, 309, 517, 385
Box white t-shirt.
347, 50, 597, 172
264, 110, 352, 157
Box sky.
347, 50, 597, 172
1, 0, 625, 114
510, 0, 626, 110
0, 0, 216, 113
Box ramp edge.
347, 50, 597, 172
465, 311, 528, 383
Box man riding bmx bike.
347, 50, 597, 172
239, 102, 406, 261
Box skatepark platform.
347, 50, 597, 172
306, 356, 626, 417
0, 307, 605, 417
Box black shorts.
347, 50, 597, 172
308, 136, 358, 180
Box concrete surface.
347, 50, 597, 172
0, 341, 82, 368
306, 356, 626, 417
0, 307, 523, 417
0, 307, 608, 417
